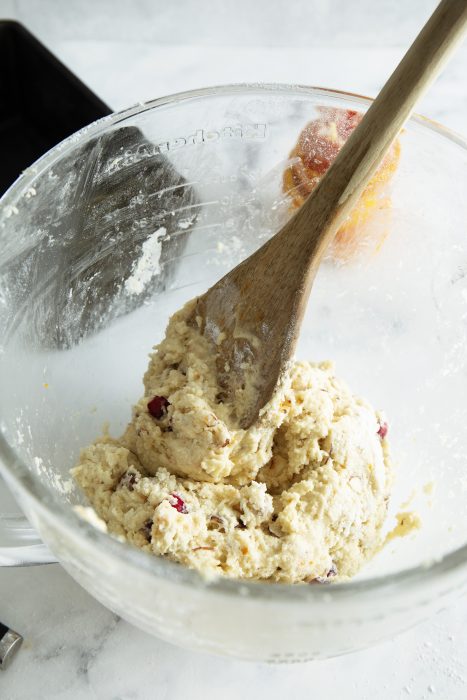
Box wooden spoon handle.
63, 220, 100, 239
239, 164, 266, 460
196, 0, 467, 429
280, 0, 467, 267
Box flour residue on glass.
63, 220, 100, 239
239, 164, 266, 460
124, 227, 166, 296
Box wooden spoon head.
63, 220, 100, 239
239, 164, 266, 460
191, 242, 306, 429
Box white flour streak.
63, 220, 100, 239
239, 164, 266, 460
124, 227, 166, 296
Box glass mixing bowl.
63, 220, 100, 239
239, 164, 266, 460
1, 85, 467, 662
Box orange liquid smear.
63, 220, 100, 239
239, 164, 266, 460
283, 107, 401, 261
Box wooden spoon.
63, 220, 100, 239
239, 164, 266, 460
193, 0, 467, 429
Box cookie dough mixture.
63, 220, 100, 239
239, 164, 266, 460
72, 298, 392, 583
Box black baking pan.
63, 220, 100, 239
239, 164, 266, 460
0, 20, 199, 671
0, 21, 198, 348
0, 20, 112, 195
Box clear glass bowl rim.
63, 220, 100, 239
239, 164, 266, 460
1, 82, 467, 603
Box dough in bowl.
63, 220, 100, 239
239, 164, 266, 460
72, 298, 392, 583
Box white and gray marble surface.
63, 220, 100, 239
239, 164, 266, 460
1, 1, 467, 698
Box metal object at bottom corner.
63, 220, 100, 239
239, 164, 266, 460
0, 622, 23, 670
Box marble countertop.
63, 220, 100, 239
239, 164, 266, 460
1, 22, 467, 700
1, 564, 467, 700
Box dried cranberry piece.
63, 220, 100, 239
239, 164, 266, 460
147, 395, 170, 419
170, 493, 188, 514
377, 422, 388, 439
